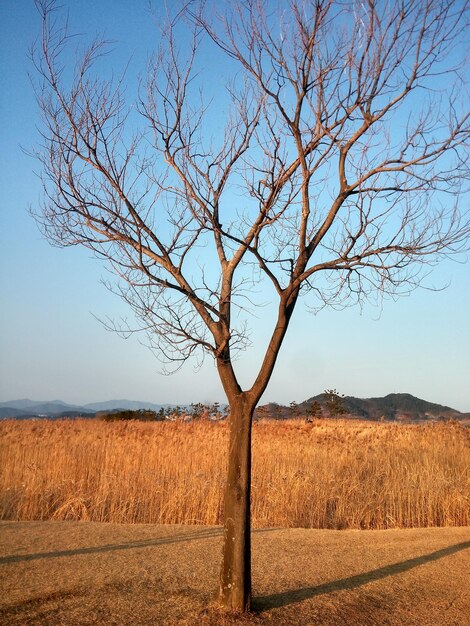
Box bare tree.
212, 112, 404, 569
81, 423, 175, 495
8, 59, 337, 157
32, 0, 469, 612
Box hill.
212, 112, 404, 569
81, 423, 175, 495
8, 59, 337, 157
257, 392, 469, 422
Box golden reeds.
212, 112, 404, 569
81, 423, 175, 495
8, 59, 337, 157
0, 418, 468, 529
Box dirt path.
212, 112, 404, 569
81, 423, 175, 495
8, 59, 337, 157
0, 521, 469, 625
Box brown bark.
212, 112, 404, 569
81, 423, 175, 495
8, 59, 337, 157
215, 297, 297, 612
218, 393, 254, 611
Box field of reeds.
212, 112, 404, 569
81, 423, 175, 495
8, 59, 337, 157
0, 418, 469, 529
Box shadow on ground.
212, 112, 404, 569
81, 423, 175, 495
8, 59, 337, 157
253, 540, 470, 612
0, 527, 283, 565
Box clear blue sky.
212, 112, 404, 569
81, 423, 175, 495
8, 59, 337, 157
1, 1, 469, 411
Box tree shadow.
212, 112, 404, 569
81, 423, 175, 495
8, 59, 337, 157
0, 527, 223, 564
254, 540, 470, 612
0, 526, 280, 565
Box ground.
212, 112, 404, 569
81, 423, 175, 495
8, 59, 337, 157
0, 521, 469, 625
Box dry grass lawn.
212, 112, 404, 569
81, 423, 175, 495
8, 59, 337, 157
0, 521, 469, 625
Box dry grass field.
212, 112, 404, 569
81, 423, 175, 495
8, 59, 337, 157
1, 418, 469, 529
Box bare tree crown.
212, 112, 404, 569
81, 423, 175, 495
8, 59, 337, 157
32, 0, 469, 402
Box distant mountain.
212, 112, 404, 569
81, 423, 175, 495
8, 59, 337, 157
0, 399, 85, 413
0, 398, 172, 419
0, 399, 63, 410
23, 401, 88, 415
0, 399, 93, 419
0, 407, 32, 418
258, 393, 469, 422
83, 399, 168, 412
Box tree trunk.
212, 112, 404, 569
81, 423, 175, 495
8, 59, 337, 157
218, 394, 254, 611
